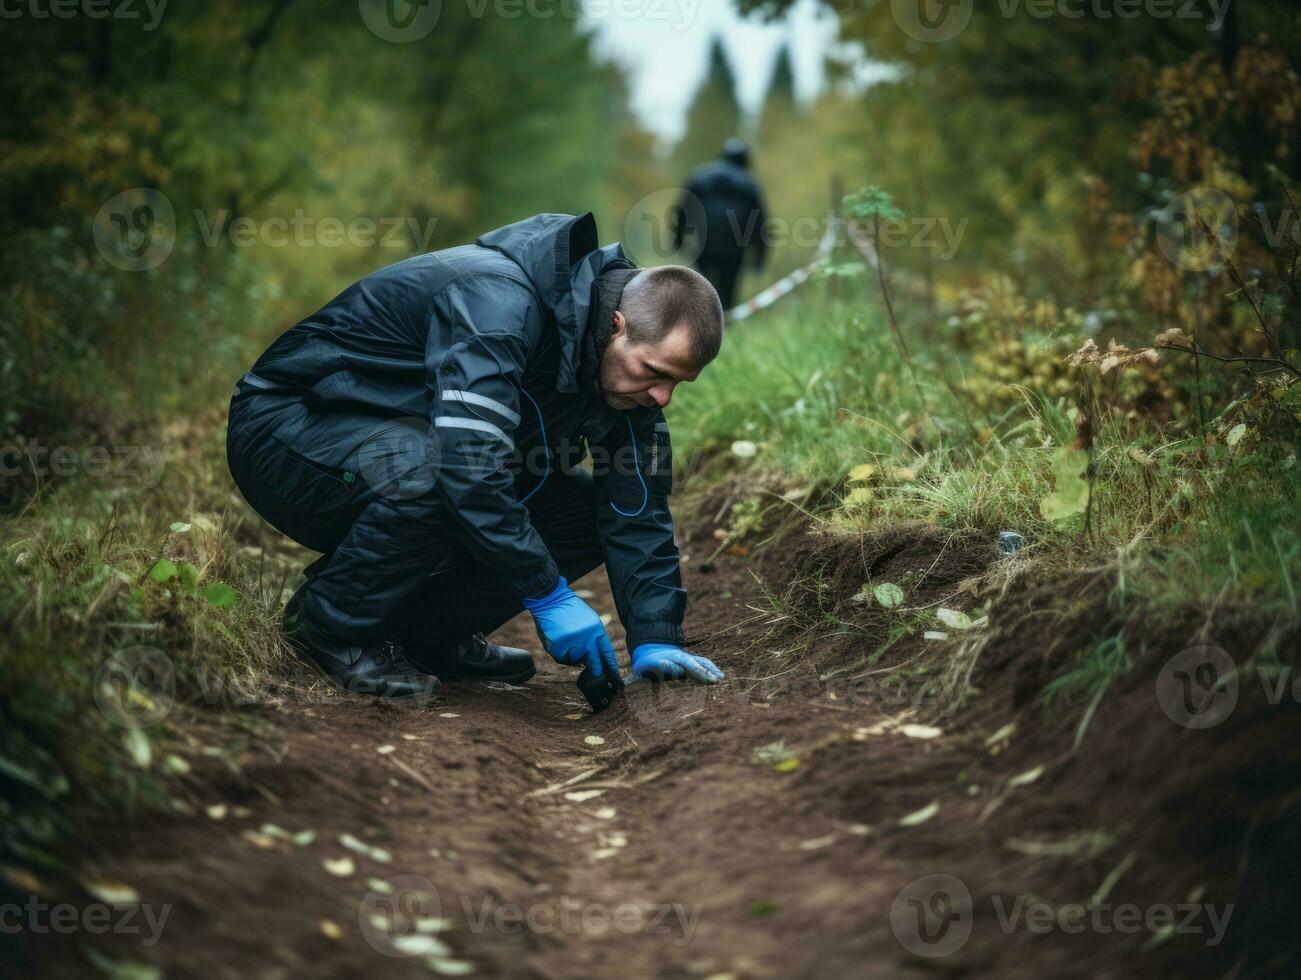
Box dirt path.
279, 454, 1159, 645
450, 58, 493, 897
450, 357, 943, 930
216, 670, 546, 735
27, 512, 1284, 979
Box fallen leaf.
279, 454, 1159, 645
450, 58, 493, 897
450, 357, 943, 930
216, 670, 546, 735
376, 745, 396, 755
439, 713, 460, 719
847, 463, 876, 482
898, 724, 942, 739
936, 608, 973, 630
773, 758, 801, 773
340, 833, 392, 863
123, 729, 151, 769
83, 879, 139, 905
562, 713, 584, 721
730, 440, 757, 458
873, 582, 904, 609
591, 847, 619, 860
81, 948, 161, 980
1, 866, 42, 893
583, 736, 605, 746
594, 806, 617, 820
564, 789, 604, 802
985, 722, 1016, 748
322, 856, 355, 877
898, 802, 940, 827
426, 958, 475, 976
798, 834, 836, 850
320, 919, 343, 940
1009, 765, 1045, 788
205, 803, 228, 820
923, 630, 949, 641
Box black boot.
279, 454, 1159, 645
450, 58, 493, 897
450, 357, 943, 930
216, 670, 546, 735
301, 639, 442, 700
283, 585, 442, 700
412, 632, 536, 686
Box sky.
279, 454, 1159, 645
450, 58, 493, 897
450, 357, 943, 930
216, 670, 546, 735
585, 0, 866, 145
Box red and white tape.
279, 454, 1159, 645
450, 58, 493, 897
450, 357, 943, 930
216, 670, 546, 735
724, 222, 839, 323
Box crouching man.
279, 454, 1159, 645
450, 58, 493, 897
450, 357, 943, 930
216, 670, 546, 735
226, 212, 725, 697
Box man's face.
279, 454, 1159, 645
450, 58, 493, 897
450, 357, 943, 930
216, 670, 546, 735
598, 313, 703, 411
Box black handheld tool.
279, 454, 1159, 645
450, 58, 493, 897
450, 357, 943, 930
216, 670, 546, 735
577, 666, 624, 713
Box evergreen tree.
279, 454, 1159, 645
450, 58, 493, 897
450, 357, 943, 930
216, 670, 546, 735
673, 36, 742, 174
758, 42, 799, 146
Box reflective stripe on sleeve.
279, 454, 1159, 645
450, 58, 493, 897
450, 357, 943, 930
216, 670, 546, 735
440, 389, 520, 426
434, 416, 515, 451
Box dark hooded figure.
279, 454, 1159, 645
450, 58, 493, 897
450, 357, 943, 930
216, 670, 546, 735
672, 138, 768, 310
226, 212, 726, 698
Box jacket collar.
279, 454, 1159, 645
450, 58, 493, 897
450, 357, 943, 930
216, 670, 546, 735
476, 212, 634, 395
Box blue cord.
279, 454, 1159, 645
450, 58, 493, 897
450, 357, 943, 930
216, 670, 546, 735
518, 389, 550, 503
609, 414, 648, 517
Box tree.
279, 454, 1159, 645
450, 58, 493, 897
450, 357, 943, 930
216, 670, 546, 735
673, 36, 743, 175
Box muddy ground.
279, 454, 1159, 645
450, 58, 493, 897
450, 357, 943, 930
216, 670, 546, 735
14, 497, 1301, 979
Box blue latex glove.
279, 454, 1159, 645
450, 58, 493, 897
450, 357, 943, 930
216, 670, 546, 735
522, 577, 620, 677
631, 643, 724, 684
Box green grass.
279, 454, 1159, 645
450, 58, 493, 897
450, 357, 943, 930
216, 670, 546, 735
670, 280, 1301, 725
0, 416, 291, 866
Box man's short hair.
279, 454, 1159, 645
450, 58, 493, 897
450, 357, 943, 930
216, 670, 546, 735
620, 265, 724, 366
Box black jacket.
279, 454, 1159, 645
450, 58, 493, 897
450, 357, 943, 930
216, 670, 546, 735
245, 212, 686, 653
673, 159, 767, 267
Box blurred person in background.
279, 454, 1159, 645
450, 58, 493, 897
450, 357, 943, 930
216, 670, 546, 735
672, 137, 768, 310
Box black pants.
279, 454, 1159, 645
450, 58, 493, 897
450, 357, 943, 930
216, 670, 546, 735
695, 252, 744, 310
226, 389, 604, 659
